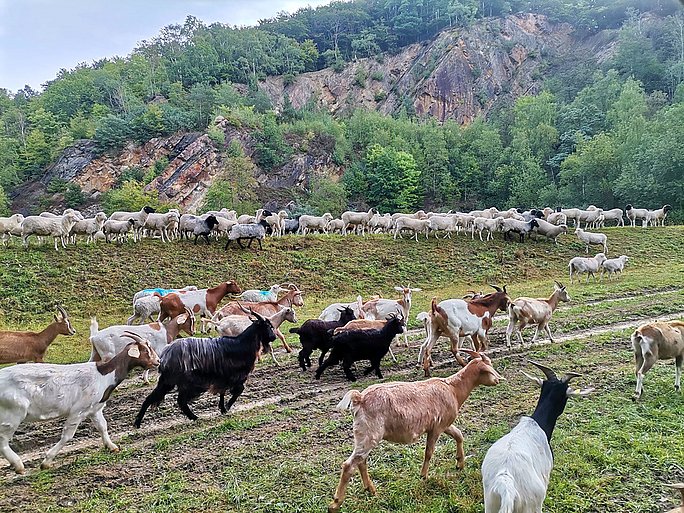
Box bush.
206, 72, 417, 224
374, 89, 388, 102
64, 183, 85, 208
370, 70, 384, 81
102, 180, 168, 213
0, 185, 9, 216
47, 178, 69, 194
354, 67, 367, 88
117, 166, 145, 186
305, 176, 348, 216
332, 59, 345, 73
207, 124, 225, 145
283, 73, 297, 86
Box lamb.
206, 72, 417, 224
482, 361, 592, 513
0, 332, 158, 473
533, 219, 568, 244
90, 311, 194, 383
393, 217, 430, 241
21, 212, 81, 250
143, 211, 180, 243
239, 284, 286, 303
315, 315, 405, 381
568, 252, 607, 283
600, 255, 629, 281
341, 208, 376, 236
103, 218, 136, 243
127, 295, 162, 325
328, 351, 504, 512
574, 227, 607, 254
502, 219, 539, 242
108, 206, 155, 241
193, 214, 219, 244
0, 306, 75, 364
133, 311, 276, 426
298, 213, 333, 235
326, 219, 345, 234
70, 212, 107, 243
625, 204, 650, 227
0, 214, 24, 245
631, 320, 684, 400
224, 222, 267, 249
505, 282, 570, 347
291, 306, 357, 371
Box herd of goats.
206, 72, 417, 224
0, 200, 682, 513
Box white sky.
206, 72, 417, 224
0, 0, 331, 92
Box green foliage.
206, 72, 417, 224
101, 180, 166, 213
370, 70, 384, 81
363, 144, 421, 212
304, 176, 348, 216
207, 124, 225, 145
0, 185, 9, 216
354, 67, 367, 88
373, 89, 387, 102
201, 148, 258, 212
255, 114, 291, 170
94, 114, 133, 150
64, 183, 85, 208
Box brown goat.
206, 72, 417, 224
157, 281, 242, 331
0, 306, 75, 364
328, 350, 504, 512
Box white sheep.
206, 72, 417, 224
574, 227, 607, 254
472, 217, 504, 241
598, 208, 624, 227
393, 217, 430, 241
127, 295, 162, 324
326, 219, 345, 234
143, 211, 180, 242
0, 214, 24, 245
21, 212, 81, 250
298, 213, 333, 235
341, 208, 376, 236
103, 219, 136, 243
533, 219, 568, 244
568, 252, 607, 283
600, 255, 629, 281
625, 204, 650, 227
428, 215, 458, 239
109, 206, 155, 241
70, 212, 107, 244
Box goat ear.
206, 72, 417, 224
393, 286, 404, 292
127, 345, 141, 358
520, 371, 543, 387
567, 387, 595, 397
177, 314, 188, 324
411, 288, 422, 292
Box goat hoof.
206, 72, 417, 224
40, 461, 54, 470
328, 503, 341, 513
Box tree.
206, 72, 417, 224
101, 180, 167, 213
364, 144, 420, 212
201, 147, 258, 212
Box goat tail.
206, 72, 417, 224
88, 317, 100, 362
89, 316, 98, 338
336, 390, 362, 412
491, 470, 517, 513
289, 327, 300, 334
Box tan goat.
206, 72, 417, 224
632, 320, 684, 400
328, 351, 504, 512
505, 282, 570, 347
0, 306, 75, 364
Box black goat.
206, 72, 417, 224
133, 311, 276, 427
315, 315, 404, 381
291, 307, 356, 371
193, 215, 219, 245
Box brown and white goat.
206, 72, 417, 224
0, 306, 75, 364
361, 285, 421, 346
328, 351, 504, 512
158, 281, 242, 331
632, 320, 684, 400
505, 282, 570, 348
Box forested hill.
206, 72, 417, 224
0, 0, 683, 218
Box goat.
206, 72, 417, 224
505, 282, 570, 347
625, 204, 650, 227
103, 218, 136, 243
315, 315, 404, 381
482, 361, 592, 513
133, 311, 276, 427
361, 285, 421, 346
0, 332, 158, 473
533, 219, 567, 244
132, 285, 198, 304
502, 219, 539, 242
631, 320, 684, 400
574, 227, 607, 254
418, 286, 510, 377
225, 222, 266, 249
319, 297, 365, 321
568, 253, 607, 283
158, 281, 242, 331
90, 310, 195, 383
109, 206, 155, 241
601, 255, 629, 281
21, 212, 81, 250
298, 213, 333, 235
291, 306, 357, 371
239, 284, 286, 303
328, 351, 503, 512
0, 306, 75, 364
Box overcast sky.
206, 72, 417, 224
0, 0, 331, 92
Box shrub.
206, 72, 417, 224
370, 70, 384, 81
305, 176, 348, 216
64, 183, 85, 208
354, 67, 367, 88
283, 73, 297, 86
374, 89, 388, 102
102, 180, 169, 213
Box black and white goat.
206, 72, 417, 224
481, 361, 593, 513
134, 311, 276, 426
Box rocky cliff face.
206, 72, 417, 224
13, 13, 612, 214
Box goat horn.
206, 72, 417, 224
489, 284, 502, 293
121, 331, 145, 343
56, 304, 68, 318
561, 372, 583, 384
459, 349, 481, 360
236, 301, 251, 315
528, 360, 557, 380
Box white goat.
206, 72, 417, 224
239, 284, 286, 303
319, 297, 365, 321
127, 295, 162, 325
574, 227, 607, 254
600, 255, 629, 281
505, 282, 570, 347
361, 286, 421, 346
632, 320, 684, 400
568, 252, 607, 283
0, 333, 158, 473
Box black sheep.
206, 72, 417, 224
134, 311, 275, 426
290, 307, 356, 371
315, 316, 405, 381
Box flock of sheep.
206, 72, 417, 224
0, 200, 681, 513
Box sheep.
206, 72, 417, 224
109, 206, 155, 241
144, 211, 180, 242
561, 208, 582, 227
193, 215, 219, 244
428, 215, 458, 239
598, 208, 624, 227
70, 212, 107, 244
600, 255, 629, 281
237, 208, 266, 225
224, 222, 266, 249
532, 219, 568, 244
282, 217, 300, 235
239, 284, 286, 303
319, 297, 365, 321
315, 315, 405, 381
505, 282, 570, 348
326, 219, 345, 234
502, 219, 539, 242
0, 306, 75, 364
298, 213, 333, 235
368, 213, 393, 234
21, 212, 81, 250
291, 306, 357, 371
574, 227, 607, 254
361, 286, 422, 347
393, 217, 430, 241
568, 252, 607, 283
472, 217, 504, 241
454, 213, 475, 235
0, 214, 24, 245
482, 361, 593, 513
469, 207, 498, 218
631, 320, 684, 400
103, 218, 136, 243
341, 208, 376, 236
328, 351, 504, 513
625, 204, 650, 227
649, 204, 673, 226
179, 213, 199, 239
577, 208, 604, 229
127, 295, 162, 325
546, 211, 567, 226
133, 311, 276, 426
0, 332, 158, 473
90, 311, 194, 383
264, 210, 288, 236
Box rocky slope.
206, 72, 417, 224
13, 13, 615, 214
